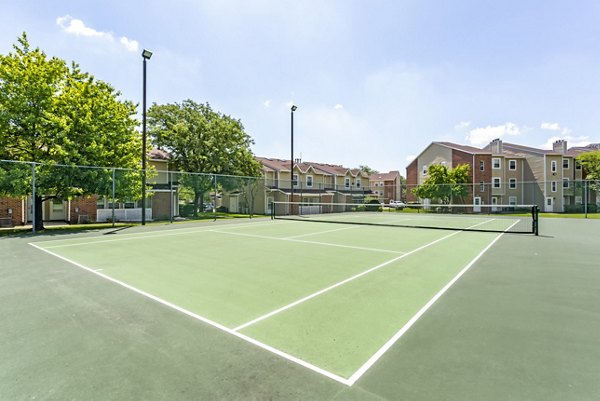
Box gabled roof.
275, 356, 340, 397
370, 171, 401, 181
567, 143, 600, 157
435, 142, 490, 154
255, 157, 368, 177
484, 142, 550, 156
407, 141, 490, 168
148, 148, 170, 161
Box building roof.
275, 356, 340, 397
434, 142, 491, 154
148, 148, 170, 161
255, 157, 367, 177
370, 171, 401, 181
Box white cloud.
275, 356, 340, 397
56, 15, 112, 39
541, 122, 561, 131
56, 15, 138, 52
540, 135, 590, 150
262, 100, 272, 108
119, 36, 139, 52
454, 121, 471, 130
466, 122, 522, 147
333, 104, 344, 110
406, 155, 416, 162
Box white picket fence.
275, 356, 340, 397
97, 208, 152, 222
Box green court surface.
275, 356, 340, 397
1, 217, 599, 400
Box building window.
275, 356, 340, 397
292, 174, 298, 187
479, 160, 485, 171
509, 160, 517, 170
480, 181, 485, 192
509, 196, 517, 206
306, 175, 313, 188
575, 196, 582, 205
493, 178, 501, 188
422, 165, 427, 175
551, 160, 557, 173
492, 158, 501, 169
356, 178, 361, 188
344, 178, 350, 188
96, 197, 106, 209
551, 181, 557, 192
563, 178, 569, 188
576, 161, 582, 170
509, 178, 517, 189
563, 158, 569, 169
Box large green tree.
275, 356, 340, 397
412, 163, 471, 204
147, 100, 261, 216
577, 150, 600, 191
0, 33, 141, 230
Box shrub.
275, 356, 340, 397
365, 199, 382, 212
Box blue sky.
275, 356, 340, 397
2, 0, 600, 173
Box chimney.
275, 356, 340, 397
490, 138, 503, 154
553, 139, 567, 154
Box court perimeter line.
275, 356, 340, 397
39, 220, 292, 249
27, 242, 351, 386
345, 219, 521, 386
232, 227, 474, 332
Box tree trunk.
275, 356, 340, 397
193, 190, 204, 217
34, 195, 44, 231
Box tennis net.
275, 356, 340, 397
271, 202, 539, 235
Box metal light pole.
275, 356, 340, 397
141, 49, 152, 225
290, 105, 297, 214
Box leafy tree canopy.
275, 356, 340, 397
0, 33, 141, 229
147, 99, 262, 215
577, 149, 600, 191
147, 99, 261, 177
412, 163, 471, 204
577, 150, 600, 180
358, 165, 378, 175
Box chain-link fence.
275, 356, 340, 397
0, 160, 264, 231
2, 159, 598, 232
405, 180, 599, 214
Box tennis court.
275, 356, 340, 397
2, 215, 600, 400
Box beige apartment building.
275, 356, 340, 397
407, 139, 599, 212
256, 157, 371, 214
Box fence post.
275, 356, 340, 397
169, 171, 174, 224
213, 174, 218, 222
110, 168, 116, 227
31, 162, 36, 233
584, 180, 588, 219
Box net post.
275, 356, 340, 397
533, 205, 539, 236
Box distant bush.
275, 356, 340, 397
179, 204, 195, 217
564, 204, 598, 213
365, 199, 382, 212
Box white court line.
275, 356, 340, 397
284, 225, 358, 239
345, 219, 521, 385
39, 220, 290, 249
209, 229, 405, 255
231, 227, 475, 332
28, 242, 351, 386
30, 217, 505, 386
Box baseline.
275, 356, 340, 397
28, 242, 351, 386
